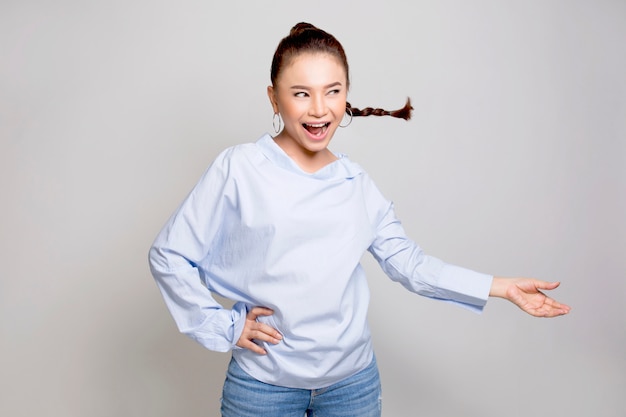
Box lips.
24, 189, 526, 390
302, 122, 330, 136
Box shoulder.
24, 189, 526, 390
186, 140, 261, 194
213, 141, 256, 162
207, 139, 262, 173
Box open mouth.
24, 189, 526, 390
302, 122, 330, 137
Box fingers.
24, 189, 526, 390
507, 279, 571, 318
236, 306, 283, 355
528, 296, 572, 317
247, 307, 283, 344
537, 307, 570, 318
245, 321, 283, 344
544, 297, 571, 316
238, 341, 267, 355
238, 338, 270, 355
532, 281, 571, 317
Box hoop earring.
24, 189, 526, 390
272, 113, 283, 133
339, 107, 353, 128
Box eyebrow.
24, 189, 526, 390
290, 82, 343, 90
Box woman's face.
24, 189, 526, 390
268, 52, 348, 162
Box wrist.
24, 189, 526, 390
489, 277, 509, 298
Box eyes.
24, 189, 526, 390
294, 89, 342, 98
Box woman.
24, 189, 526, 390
149, 22, 570, 417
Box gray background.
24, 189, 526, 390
1, 1, 624, 416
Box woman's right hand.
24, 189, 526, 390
236, 307, 283, 355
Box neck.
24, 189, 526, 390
273, 135, 338, 173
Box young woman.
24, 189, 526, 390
149, 22, 570, 417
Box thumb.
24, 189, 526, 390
536, 281, 560, 290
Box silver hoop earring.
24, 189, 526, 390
339, 108, 353, 128
272, 113, 283, 133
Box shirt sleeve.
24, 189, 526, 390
365, 180, 493, 313
148, 148, 247, 351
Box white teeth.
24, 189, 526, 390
306, 123, 327, 127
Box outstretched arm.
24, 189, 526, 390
489, 277, 571, 317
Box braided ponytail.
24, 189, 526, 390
347, 98, 413, 121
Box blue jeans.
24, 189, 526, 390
220, 356, 382, 417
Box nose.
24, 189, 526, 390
309, 94, 328, 118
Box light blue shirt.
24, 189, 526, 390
149, 133, 493, 389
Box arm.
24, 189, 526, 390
149, 149, 247, 352
489, 277, 571, 317
362, 174, 571, 317
368, 204, 493, 312
363, 177, 492, 312
150, 148, 282, 353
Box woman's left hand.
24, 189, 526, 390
490, 277, 571, 317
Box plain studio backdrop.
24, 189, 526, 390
1, 1, 624, 416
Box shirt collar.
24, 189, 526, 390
255, 133, 362, 180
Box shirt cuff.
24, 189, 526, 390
434, 264, 493, 313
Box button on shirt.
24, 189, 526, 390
149, 133, 493, 389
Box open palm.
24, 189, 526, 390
505, 279, 571, 317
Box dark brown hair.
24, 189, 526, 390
271, 23, 413, 121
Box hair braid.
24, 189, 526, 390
347, 98, 413, 121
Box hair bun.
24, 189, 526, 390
289, 22, 318, 36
